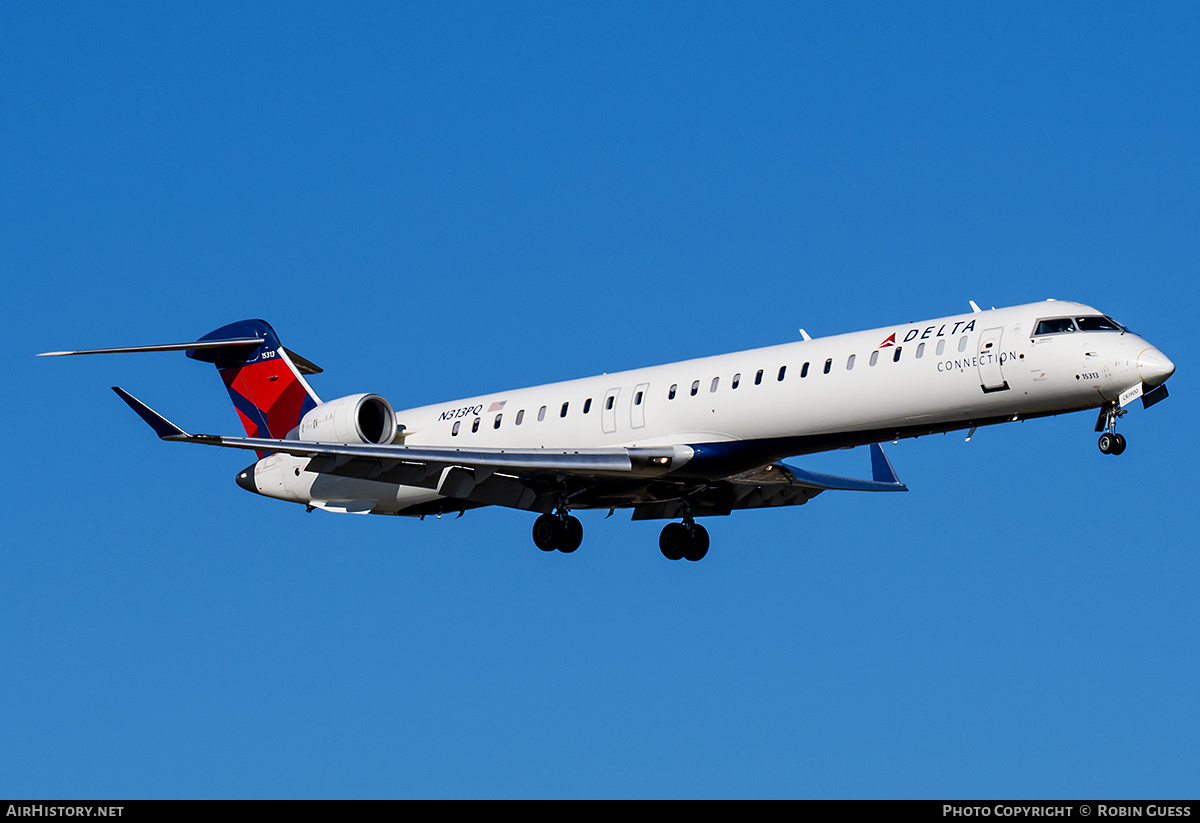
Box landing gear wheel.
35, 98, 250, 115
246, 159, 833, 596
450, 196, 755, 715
682, 524, 709, 562
659, 522, 688, 561
1112, 433, 1127, 455
1096, 403, 1128, 456
558, 516, 583, 553
532, 514, 561, 551
1098, 432, 1128, 455
532, 513, 584, 552
660, 521, 710, 561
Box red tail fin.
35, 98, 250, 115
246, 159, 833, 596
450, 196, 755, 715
187, 320, 321, 440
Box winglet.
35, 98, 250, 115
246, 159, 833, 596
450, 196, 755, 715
112, 387, 191, 440
870, 443, 904, 486
783, 444, 907, 493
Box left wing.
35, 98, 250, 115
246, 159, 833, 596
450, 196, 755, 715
113, 386, 687, 479
114, 387, 905, 517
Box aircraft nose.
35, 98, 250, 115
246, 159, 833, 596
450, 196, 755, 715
1137, 347, 1175, 388
236, 463, 260, 495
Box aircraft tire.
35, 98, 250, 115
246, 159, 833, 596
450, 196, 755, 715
659, 522, 688, 561
1112, 433, 1127, 455
558, 516, 583, 553
1098, 433, 1114, 454
532, 514, 561, 551
682, 524, 709, 562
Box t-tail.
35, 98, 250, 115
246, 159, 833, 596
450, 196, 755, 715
185, 320, 322, 440
38, 319, 324, 445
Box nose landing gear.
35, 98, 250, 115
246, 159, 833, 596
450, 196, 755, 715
1095, 403, 1128, 455
1098, 431, 1126, 455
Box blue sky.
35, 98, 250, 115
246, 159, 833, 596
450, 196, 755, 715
3, 2, 1197, 798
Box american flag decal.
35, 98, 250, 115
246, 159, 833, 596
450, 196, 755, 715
487, 400, 507, 412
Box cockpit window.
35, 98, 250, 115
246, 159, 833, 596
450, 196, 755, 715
1034, 317, 1076, 336
1075, 315, 1124, 332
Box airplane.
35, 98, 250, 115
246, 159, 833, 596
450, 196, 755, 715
40, 299, 1174, 561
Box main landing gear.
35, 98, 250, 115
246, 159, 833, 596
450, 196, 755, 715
532, 511, 584, 553
659, 518, 709, 562
529, 510, 712, 561
1096, 403, 1128, 456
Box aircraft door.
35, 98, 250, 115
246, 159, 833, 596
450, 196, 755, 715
630, 382, 649, 429
978, 327, 1010, 393
601, 388, 620, 434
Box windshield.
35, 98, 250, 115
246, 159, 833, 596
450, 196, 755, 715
1034, 317, 1076, 335
1034, 315, 1127, 336
1075, 315, 1125, 332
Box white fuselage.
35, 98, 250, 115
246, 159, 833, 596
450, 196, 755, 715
253, 300, 1173, 513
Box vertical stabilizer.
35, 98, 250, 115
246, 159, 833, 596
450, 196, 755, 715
186, 320, 321, 440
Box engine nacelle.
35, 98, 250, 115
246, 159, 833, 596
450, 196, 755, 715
297, 393, 397, 445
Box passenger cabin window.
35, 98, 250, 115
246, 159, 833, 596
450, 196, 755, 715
635, 390, 644, 405
494, 414, 502, 429
870, 351, 879, 366
846, 354, 856, 370
755, 369, 764, 385
516, 409, 525, 425
1034, 317, 1076, 336
823, 358, 832, 374
583, 398, 592, 414
732, 373, 741, 389
777, 366, 787, 381
472, 418, 480, 433
538, 406, 547, 422
452, 421, 461, 436
893, 347, 902, 362
916, 343, 925, 359
936, 340, 946, 356
709, 378, 718, 393
958, 336, 968, 353
669, 384, 677, 400
606, 395, 615, 410
691, 380, 699, 396
560, 402, 569, 418
800, 362, 809, 378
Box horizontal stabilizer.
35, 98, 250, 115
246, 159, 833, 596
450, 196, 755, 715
38, 329, 322, 374
282, 347, 323, 375
39, 336, 264, 357
784, 443, 907, 492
